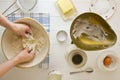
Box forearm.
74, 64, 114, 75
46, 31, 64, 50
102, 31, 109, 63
0, 58, 18, 78
0, 15, 14, 31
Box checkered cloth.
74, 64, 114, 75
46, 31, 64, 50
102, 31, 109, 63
7, 13, 50, 69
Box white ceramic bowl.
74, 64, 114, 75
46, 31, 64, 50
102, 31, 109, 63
97, 50, 119, 71
1, 18, 50, 68
56, 30, 67, 42
66, 49, 87, 68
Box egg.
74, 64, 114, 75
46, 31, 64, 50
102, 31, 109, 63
103, 56, 112, 66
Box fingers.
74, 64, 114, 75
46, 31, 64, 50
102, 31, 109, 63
24, 48, 35, 55
21, 24, 32, 38
23, 48, 31, 53
25, 29, 32, 35
27, 28, 32, 35
28, 49, 33, 53
30, 51, 35, 56
25, 25, 32, 34
24, 48, 29, 52
25, 30, 33, 38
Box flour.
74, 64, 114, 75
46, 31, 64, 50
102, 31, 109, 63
11, 25, 45, 56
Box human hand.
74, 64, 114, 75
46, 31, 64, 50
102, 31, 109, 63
13, 48, 35, 64
11, 23, 32, 37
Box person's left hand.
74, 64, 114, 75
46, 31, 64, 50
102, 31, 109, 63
11, 23, 32, 37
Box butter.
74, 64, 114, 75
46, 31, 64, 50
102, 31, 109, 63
57, 0, 73, 15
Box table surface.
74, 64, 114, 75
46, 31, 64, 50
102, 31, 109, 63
0, 0, 120, 80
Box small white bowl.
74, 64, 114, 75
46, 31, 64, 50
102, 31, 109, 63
56, 30, 67, 42
66, 49, 87, 68
97, 50, 119, 71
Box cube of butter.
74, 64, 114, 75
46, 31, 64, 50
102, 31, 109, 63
57, 0, 73, 15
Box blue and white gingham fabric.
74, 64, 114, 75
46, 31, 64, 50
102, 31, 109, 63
7, 13, 50, 69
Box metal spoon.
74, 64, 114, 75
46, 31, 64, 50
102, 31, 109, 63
70, 68, 94, 75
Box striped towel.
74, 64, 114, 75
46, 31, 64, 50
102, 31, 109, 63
7, 13, 50, 69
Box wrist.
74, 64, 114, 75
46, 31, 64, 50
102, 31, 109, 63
8, 22, 15, 31
11, 57, 20, 66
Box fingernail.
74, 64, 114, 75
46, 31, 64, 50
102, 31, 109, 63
25, 34, 28, 38
28, 49, 33, 53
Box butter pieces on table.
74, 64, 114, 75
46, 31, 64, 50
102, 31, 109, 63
56, 0, 77, 20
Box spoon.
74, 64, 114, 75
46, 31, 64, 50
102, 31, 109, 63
70, 68, 94, 75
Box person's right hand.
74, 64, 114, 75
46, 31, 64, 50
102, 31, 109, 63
13, 48, 35, 65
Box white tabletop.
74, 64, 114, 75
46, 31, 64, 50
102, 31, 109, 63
0, 0, 120, 80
